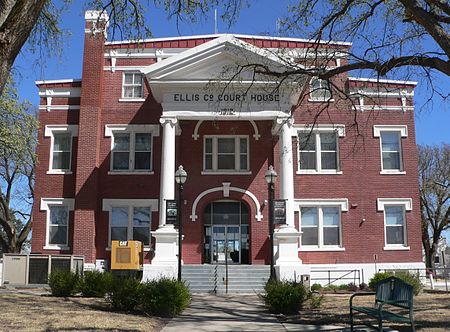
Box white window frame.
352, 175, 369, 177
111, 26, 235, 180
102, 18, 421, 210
295, 125, 345, 174
105, 124, 159, 174
102, 199, 159, 250
295, 199, 348, 251
309, 77, 333, 102
40, 198, 74, 250
377, 198, 412, 250
120, 72, 144, 101
373, 125, 407, 175
44, 125, 78, 174
202, 135, 251, 174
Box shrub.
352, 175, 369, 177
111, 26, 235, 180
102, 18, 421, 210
369, 271, 422, 295
108, 277, 142, 311
310, 283, 322, 292
263, 280, 307, 314
79, 271, 113, 297
309, 293, 324, 309
359, 282, 369, 291
338, 284, 349, 290
368, 272, 393, 290
141, 278, 191, 317
347, 283, 358, 292
48, 270, 80, 297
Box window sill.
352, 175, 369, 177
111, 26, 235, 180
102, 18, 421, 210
308, 98, 334, 103
299, 246, 345, 252
106, 246, 151, 252
297, 170, 342, 175
118, 98, 145, 102
383, 246, 410, 251
46, 170, 73, 175
201, 171, 252, 175
380, 170, 406, 175
108, 171, 154, 175
44, 245, 70, 250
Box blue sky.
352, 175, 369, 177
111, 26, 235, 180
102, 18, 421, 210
13, 0, 449, 146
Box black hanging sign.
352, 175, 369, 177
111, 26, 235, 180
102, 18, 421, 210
166, 200, 178, 224
273, 199, 287, 225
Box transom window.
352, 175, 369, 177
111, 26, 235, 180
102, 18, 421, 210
309, 77, 332, 101
112, 132, 152, 171
300, 206, 341, 247
110, 206, 151, 246
298, 132, 338, 172
380, 132, 402, 171
122, 73, 143, 99
204, 136, 249, 172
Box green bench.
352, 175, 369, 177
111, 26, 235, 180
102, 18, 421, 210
350, 276, 415, 332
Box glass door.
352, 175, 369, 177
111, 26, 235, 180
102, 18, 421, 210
212, 226, 241, 264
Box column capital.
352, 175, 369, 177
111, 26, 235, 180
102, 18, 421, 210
276, 117, 294, 126
160, 117, 178, 126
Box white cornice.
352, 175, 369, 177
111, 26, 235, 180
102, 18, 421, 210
348, 77, 417, 86
294, 199, 349, 211
373, 125, 408, 137
36, 79, 81, 85
377, 198, 412, 211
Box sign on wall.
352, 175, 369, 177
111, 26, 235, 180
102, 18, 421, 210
273, 199, 287, 225
166, 200, 178, 225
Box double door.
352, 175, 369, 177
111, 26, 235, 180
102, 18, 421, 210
212, 226, 240, 264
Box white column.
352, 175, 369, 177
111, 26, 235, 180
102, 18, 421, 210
159, 117, 177, 226
278, 118, 295, 227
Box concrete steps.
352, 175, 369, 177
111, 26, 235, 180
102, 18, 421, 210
182, 264, 270, 294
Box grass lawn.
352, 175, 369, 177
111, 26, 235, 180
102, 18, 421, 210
281, 291, 450, 331
0, 290, 165, 331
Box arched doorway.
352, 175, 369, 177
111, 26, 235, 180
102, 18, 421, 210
203, 201, 250, 264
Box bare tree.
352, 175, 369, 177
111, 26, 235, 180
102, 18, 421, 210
0, 78, 37, 253
418, 144, 450, 270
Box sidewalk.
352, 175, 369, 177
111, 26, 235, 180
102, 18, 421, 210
161, 294, 349, 332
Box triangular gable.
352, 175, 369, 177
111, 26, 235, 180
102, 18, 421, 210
141, 35, 293, 82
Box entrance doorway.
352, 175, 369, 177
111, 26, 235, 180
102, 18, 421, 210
204, 201, 249, 264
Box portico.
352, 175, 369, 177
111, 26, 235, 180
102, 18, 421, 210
141, 35, 306, 279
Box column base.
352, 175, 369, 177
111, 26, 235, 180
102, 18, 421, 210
151, 224, 179, 266
274, 224, 302, 266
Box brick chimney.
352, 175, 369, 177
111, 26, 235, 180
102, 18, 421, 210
73, 11, 109, 266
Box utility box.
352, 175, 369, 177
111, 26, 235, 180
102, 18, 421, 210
111, 240, 143, 270
301, 274, 311, 290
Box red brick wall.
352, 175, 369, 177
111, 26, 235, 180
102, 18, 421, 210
32, 33, 421, 267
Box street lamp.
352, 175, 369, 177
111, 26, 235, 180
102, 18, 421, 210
175, 165, 187, 281
265, 165, 277, 281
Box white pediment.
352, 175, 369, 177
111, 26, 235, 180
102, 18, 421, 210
141, 35, 304, 119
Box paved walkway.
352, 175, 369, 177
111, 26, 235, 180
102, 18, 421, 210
161, 294, 350, 332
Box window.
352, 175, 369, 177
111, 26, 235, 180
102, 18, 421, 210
48, 206, 69, 246
377, 198, 412, 249
297, 128, 343, 173
44, 125, 78, 174
309, 77, 332, 101
300, 206, 341, 247
122, 73, 143, 99
40, 198, 74, 249
103, 199, 159, 248
373, 125, 407, 174
105, 125, 159, 174
204, 136, 249, 172
385, 206, 405, 245
381, 132, 402, 170
111, 206, 151, 245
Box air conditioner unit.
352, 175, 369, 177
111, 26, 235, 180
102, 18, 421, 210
111, 240, 143, 270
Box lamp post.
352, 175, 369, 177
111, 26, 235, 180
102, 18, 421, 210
265, 165, 277, 281
175, 165, 187, 281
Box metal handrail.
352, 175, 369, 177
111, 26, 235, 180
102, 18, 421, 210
311, 269, 361, 287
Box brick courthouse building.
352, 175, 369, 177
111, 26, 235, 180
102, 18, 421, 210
31, 11, 424, 286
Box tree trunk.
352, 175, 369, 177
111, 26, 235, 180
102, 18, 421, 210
0, 0, 46, 95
